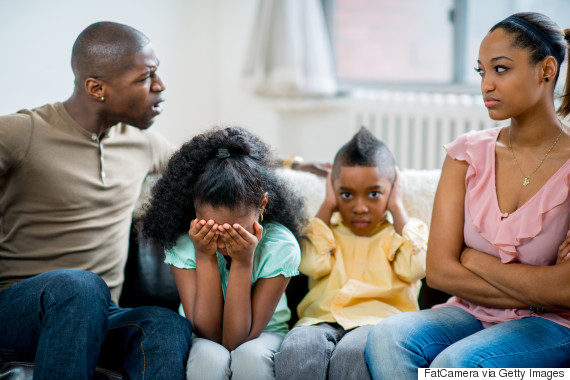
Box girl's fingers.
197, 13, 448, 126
219, 227, 235, 250
191, 219, 218, 242
232, 223, 252, 241
253, 221, 264, 241
196, 220, 212, 236
189, 219, 206, 236
221, 223, 245, 245
203, 222, 219, 243
219, 223, 257, 252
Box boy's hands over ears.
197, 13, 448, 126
316, 172, 338, 225
387, 168, 405, 215
387, 169, 408, 234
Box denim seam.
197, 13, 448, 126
472, 339, 570, 367
108, 323, 147, 380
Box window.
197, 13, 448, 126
325, 0, 570, 92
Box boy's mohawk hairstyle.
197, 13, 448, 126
332, 126, 396, 183
342, 126, 380, 166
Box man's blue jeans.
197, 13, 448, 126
0, 270, 192, 380
364, 307, 570, 379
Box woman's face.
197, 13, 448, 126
476, 28, 544, 121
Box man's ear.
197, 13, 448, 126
85, 77, 105, 100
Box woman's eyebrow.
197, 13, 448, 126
477, 56, 514, 64
490, 56, 514, 62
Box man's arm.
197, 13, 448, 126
0, 112, 34, 176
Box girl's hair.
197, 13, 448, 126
490, 12, 570, 117
140, 126, 305, 249
331, 126, 396, 185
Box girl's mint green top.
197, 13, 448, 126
165, 222, 301, 336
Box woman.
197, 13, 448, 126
364, 12, 570, 376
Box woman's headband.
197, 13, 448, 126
503, 16, 563, 64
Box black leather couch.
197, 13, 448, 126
0, 222, 450, 380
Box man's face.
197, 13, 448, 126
102, 43, 165, 129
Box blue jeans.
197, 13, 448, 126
274, 323, 372, 380
0, 270, 192, 380
364, 307, 570, 379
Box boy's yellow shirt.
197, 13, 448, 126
295, 215, 428, 330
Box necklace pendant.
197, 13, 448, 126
523, 177, 530, 187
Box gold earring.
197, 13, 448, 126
259, 214, 263, 222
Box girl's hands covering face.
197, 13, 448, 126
218, 221, 263, 264
189, 219, 219, 256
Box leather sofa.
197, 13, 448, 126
0, 169, 449, 379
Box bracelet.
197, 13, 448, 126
282, 156, 304, 169
529, 305, 547, 313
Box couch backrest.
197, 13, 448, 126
276, 168, 441, 228
126, 169, 450, 325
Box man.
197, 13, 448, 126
0, 22, 191, 379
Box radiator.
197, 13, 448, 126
350, 91, 503, 170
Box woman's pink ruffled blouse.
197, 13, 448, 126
439, 127, 570, 328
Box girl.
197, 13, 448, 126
365, 12, 570, 376
141, 126, 305, 379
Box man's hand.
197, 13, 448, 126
292, 162, 332, 178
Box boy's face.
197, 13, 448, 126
333, 166, 392, 236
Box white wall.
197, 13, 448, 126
3, 0, 461, 165
0, 0, 286, 151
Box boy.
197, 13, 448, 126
274, 127, 428, 380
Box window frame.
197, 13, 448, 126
323, 0, 479, 95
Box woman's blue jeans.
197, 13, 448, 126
0, 270, 192, 380
364, 307, 570, 379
